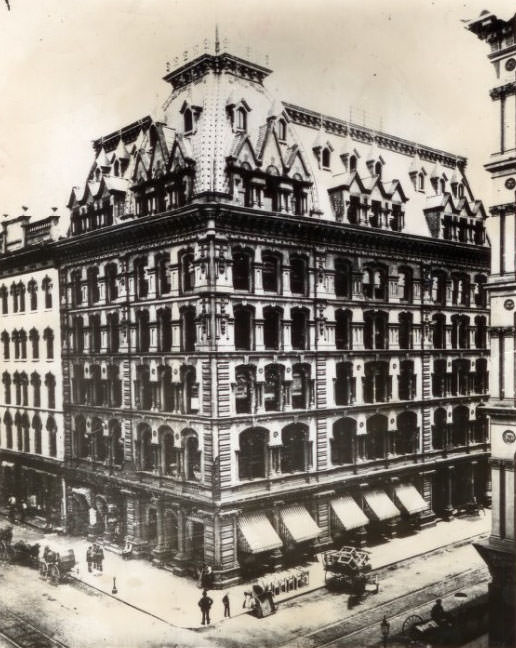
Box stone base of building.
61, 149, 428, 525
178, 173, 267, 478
419, 509, 438, 529
212, 565, 242, 589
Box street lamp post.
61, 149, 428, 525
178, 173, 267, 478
381, 616, 390, 648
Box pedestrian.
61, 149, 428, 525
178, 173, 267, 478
97, 544, 104, 572
198, 589, 213, 625
380, 616, 390, 648
86, 545, 93, 573
121, 539, 133, 560
19, 500, 27, 524
8, 496, 16, 524
222, 592, 230, 618
431, 598, 452, 627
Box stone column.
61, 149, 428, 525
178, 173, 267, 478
443, 465, 456, 520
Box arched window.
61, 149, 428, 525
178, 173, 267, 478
291, 308, 309, 350
475, 358, 488, 394
157, 308, 172, 352
184, 108, 193, 133
281, 424, 310, 473
183, 431, 201, 481
135, 365, 152, 410
105, 263, 118, 303
394, 411, 418, 455
136, 310, 150, 352
238, 428, 267, 480
364, 361, 390, 403
29, 328, 39, 359
47, 416, 57, 458
19, 329, 27, 359
335, 258, 351, 298
292, 363, 311, 409
473, 408, 488, 444
475, 316, 487, 349
107, 313, 119, 353
398, 267, 412, 302
45, 373, 56, 409
322, 147, 331, 169
18, 283, 25, 311
73, 316, 84, 353
87, 267, 100, 305
32, 415, 42, 454
452, 273, 470, 306
134, 257, 148, 299
235, 365, 255, 414
432, 313, 446, 349
474, 274, 487, 307
234, 305, 254, 350
431, 271, 447, 305
398, 312, 413, 349
138, 424, 154, 472
43, 328, 54, 359
89, 314, 101, 353
451, 315, 469, 350
181, 366, 199, 414
28, 279, 37, 310
180, 251, 195, 293
432, 408, 447, 450
290, 256, 307, 295
110, 420, 124, 466
335, 309, 352, 350
74, 415, 89, 458
451, 359, 470, 396
399, 360, 416, 400
31, 372, 41, 407
335, 361, 354, 405
20, 372, 28, 406
70, 270, 82, 307
1, 331, 9, 360
233, 249, 252, 291
4, 411, 12, 449
262, 253, 280, 292
363, 266, 387, 301
364, 414, 387, 461
451, 406, 469, 447
432, 359, 448, 398
264, 364, 283, 411
263, 306, 281, 350
0, 285, 7, 314
364, 311, 388, 350
160, 426, 178, 476
331, 418, 355, 464
181, 306, 196, 352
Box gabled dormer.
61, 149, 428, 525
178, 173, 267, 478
312, 132, 334, 171
226, 94, 251, 133
365, 141, 385, 178
180, 100, 203, 135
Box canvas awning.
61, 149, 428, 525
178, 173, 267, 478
330, 496, 369, 531
394, 484, 428, 515
363, 489, 400, 522
238, 512, 283, 554
1, 461, 14, 468
279, 505, 322, 543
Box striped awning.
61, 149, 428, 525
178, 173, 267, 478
279, 505, 322, 544
394, 484, 428, 515
330, 496, 369, 531
238, 513, 283, 554
363, 489, 400, 522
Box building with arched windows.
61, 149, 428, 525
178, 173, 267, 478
1, 41, 490, 587
0, 212, 65, 530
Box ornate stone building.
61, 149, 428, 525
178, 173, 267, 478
0, 212, 65, 529
57, 44, 490, 586
468, 10, 516, 647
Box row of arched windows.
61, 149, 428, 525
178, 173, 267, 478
1, 328, 54, 360
0, 277, 52, 315
1, 410, 57, 457
432, 407, 488, 449
2, 371, 55, 409
432, 359, 488, 397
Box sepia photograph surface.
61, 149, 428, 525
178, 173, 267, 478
0, 1, 515, 647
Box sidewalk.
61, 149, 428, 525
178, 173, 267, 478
2, 512, 489, 630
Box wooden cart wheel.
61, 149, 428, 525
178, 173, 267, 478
402, 614, 424, 638
48, 564, 60, 585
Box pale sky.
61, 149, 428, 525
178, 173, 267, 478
0, 0, 512, 222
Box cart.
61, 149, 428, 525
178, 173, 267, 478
322, 546, 378, 596
402, 613, 455, 645
40, 548, 76, 585
10, 541, 40, 568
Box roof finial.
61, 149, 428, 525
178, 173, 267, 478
215, 25, 220, 54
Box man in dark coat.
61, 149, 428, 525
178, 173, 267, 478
86, 545, 93, 572
94, 544, 104, 572
198, 589, 213, 625
222, 592, 230, 618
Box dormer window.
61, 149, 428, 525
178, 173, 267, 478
440, 178, 446, 194
236, 107, 247, 132
113, 160, 120, 177
375, 161, 382, 178
277, 119, 287, 141
95, 168, 101, 182
418, 172, 425, 191
184, 108, 193, 134
458, 183, 464, 198
322, 147, 331, 170
349, 155, 357, 173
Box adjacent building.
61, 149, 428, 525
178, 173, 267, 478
467, 10, 516, 647
0, 212, 65, 530
55, 44, 490, 586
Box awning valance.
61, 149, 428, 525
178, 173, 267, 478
330, 496, 369, 531
363, 489, 400, 522
394, 484, 428, 515
238, 513, 283, 554
279, 505, 321, 543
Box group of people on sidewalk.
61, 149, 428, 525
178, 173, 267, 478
198, 590, 231, 625
86, 543, 105, 574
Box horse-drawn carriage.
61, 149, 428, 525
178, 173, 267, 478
39, 547, 76, 585
322, 546, 379, 597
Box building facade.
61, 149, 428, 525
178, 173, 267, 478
0, 212, 65, 530
468, 10, 516, 647
54, 46, 490, 586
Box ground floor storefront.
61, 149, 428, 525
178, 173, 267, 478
62, 454, 490, 587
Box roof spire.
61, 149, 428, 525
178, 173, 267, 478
215, 25, 220, 54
